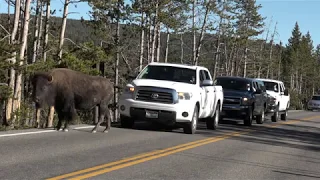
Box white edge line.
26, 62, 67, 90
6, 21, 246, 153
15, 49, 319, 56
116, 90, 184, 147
0, 125, 95, 138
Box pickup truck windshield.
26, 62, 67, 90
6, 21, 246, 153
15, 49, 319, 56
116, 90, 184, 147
137, 65, 196, 84
263, 81, 278, 92
215, 78, 250, 91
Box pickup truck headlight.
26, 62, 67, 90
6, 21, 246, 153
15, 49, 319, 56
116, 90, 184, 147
178, 92, 192, 100
124, 85, 135, 94
270, 96, 277, 104
241, 97, 249, 105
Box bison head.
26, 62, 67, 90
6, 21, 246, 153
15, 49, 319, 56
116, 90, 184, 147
31, 73, 55, 108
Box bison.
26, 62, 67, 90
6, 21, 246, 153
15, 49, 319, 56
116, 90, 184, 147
31, 68, 114, 133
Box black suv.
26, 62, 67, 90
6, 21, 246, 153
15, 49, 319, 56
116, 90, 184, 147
215, 76, 268, 126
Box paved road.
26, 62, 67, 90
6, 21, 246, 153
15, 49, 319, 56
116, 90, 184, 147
0, 110, 320, 180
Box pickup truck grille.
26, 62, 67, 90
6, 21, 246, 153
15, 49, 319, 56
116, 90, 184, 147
136, 89, 174, 104
223, 96, 241, 105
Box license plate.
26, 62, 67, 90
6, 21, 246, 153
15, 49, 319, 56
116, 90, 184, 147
145, 110, 159, 118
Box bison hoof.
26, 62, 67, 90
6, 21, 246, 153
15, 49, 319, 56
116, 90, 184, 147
63, 128, 69, 132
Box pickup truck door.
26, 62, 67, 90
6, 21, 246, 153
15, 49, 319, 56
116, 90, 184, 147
199, 70, 214, 118
279, 83, 288, 111
199, 70, 207, 111
252, 81, 263, 115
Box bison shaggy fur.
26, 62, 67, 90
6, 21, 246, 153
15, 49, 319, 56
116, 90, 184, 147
31, 68, 114, 133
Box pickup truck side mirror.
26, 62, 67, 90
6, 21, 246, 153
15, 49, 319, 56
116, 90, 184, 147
200, 80, 214, 87
284, 89, 289, 96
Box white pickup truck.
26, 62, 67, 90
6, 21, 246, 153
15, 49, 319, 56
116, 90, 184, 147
255, 78, 290, 121
118, 62, 224, 134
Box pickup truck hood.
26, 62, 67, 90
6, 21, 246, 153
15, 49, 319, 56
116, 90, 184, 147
223, 89, 250, 98
266, 90, 279, 98
131, 79, 196, 92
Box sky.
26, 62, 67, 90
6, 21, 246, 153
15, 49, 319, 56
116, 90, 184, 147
0, 0, 319, 47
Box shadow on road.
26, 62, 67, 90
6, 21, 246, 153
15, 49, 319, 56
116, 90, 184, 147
176, 151, 320, 178
199, 118, 320, 152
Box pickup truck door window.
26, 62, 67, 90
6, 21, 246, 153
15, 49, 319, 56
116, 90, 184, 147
199, 70, 207, 110
252, 81, 261, 114
279, 83, 285, 110
203, 70, 214, 115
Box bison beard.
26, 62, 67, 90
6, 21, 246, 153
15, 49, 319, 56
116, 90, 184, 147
31, 68, 114, 133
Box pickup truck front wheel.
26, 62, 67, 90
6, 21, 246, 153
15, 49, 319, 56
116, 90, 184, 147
281, 110, 287, 121
206, 105, 219, 130
183, 106, 198, 134
256, 109, 265, 124
271, 105, 279, 122
244, 107, 253, 126
120, 115, 134, 129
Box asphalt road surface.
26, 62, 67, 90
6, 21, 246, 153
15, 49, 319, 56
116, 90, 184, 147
0, 110, 320, 180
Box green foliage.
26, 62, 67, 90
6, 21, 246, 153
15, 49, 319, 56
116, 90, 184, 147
0, 85, 12, 100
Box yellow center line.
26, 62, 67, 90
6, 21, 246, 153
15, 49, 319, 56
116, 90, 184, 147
47, 131, 242, 180
47, 115, 320, 180
68, 130, 254, 180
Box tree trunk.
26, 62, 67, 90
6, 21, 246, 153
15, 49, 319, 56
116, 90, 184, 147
150, 1, 158, 63
164, 28, 169, 63
156, 22, 161, 62
37, 2, 44, 60
32, 0, 41, 63
11, 0, 32, 128
57, 0, 70, 61
194, 2, 210, 65
114, 10, 120, 122
243, 46, 248, 78
192, 0, 196, 64
139, 12, 145, 71
180, 33, 184, 63
6, 0, 21, 125
43, 0, 50, 62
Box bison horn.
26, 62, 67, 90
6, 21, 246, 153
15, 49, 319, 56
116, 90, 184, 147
47, 75, 53, 83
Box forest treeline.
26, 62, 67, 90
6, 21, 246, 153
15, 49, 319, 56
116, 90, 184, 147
0, 0, 319, 130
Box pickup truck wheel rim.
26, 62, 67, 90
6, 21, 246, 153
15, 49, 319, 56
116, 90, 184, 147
192, 111, 197, 130
214, 109, 219, 126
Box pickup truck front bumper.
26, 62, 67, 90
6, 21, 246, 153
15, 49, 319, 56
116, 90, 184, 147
266, 104, 277, 113
221, 104, 250, 119
118, 98, 194, 125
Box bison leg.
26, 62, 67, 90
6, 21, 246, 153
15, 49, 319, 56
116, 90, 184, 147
56, 111, 65, 131
63, 107, 77, 132
91, 105, 107, 133
103, 109, 112, 133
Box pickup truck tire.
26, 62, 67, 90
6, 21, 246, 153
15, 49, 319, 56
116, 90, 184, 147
206, 105, 219, 130
281, 110, 287, 121
244, 107, 253, 126
256, 109, 265, 124
183, 106, 198, 134
271, 105, 279, 122
120, 115, 134, 128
